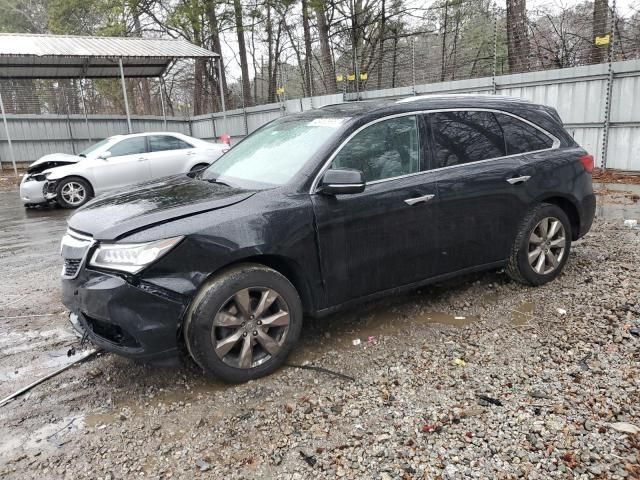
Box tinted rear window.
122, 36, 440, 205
494, 113, 553, 154
428, 111, 505, 168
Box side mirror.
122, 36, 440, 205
99, 151, 112, 160
319, 168, 365, 195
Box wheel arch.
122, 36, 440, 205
192, 254, 317, 317
539, 195, 580, 241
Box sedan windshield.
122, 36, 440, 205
201, 117, 346, 189
79, 138, 111, 157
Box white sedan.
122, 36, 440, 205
20, 132, 229, 208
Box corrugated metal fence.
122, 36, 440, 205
1, 59, 639, 171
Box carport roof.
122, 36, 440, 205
0, 33, 219, 79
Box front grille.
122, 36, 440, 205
63, 258, 82, 277
60, 229, 94, 279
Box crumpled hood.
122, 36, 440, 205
27, 153, 83, 174
67, 174, 256, 241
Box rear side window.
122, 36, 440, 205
494, 113, 553, 154
149, 135, 193, 152
109, 137, 147, 157
428, 111, 505, 169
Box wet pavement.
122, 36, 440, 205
0, 181, 639, 477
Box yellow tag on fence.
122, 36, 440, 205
336, 74, 344, 82
276, 87, 285, 94
347, 74, 356, 81
360, 72, 368, 80
595, 34, 610, 46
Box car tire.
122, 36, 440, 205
56, 177, 92, 209
190, 163, 209, 172
506, 203, 572, 286
183, 263, 303, 383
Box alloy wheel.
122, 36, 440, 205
211, 287, 290, 369
527, 217, 566, 275
60, 182, 86, 206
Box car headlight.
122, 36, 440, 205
89, 236, 184, 274
33, 172, 50, 182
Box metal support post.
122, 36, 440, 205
216, 57, 228, 136
79, 79, 91, 143
159, 77, 167, 131
119, 58, 132, 134
0, 89, 17, 176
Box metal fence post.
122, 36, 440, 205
601, 0, 617, 170
492, 8, 498, 94
0, 88, 17, 176
411, 37, 416, 95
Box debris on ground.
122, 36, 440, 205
476, 394, 503, 406
556, 308, 567, 315
610, 422, 640, 434
351, 338, 361, 346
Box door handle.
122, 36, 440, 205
507, 175, 531, 185
137, 157, 147, 162
404, 194, 435, 206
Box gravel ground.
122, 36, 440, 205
0, 183, 639, 480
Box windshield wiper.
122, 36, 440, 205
204, 177, 232, 188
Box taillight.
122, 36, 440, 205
580, 154, 594, 174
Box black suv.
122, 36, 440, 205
61, 95, 596, 382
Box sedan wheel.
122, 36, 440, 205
56, 177, 92, 209
212, 287, 290, 369
184, 264, 303, 382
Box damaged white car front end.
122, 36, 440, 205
20, 154, 82, 206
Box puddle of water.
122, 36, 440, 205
293, 306, 477, 364
512, 301, 535, 325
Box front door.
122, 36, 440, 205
311, 115, 440, 307
90, 136, 151, 193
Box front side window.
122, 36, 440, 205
494, 113, 553, 154
428, 111, 505, 169
202, 117, 344, 189
149, 135, 192, 152
331, 115, 421, 182
108, 137, 147, 157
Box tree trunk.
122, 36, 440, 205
441, 0, 448, 81
233, 0, 252, 107
205, 1, 228, 111
133, 12, 152, 114
193, 58, 206, 115
376, 0, 386, 89
315, 3, 336, 93
506, 0, 530, 73
301, 0, 313, 96
590, 0, 608, 64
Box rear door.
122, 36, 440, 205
312, 115, 441, 306
147, 135, 195, 178
90, 136, 150, 193
426, 110, 532, 273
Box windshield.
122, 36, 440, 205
201, 117, 346, 189
79, 138, 111, 157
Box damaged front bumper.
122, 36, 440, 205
19, 176, 48, 205
62, 268, 189, 366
